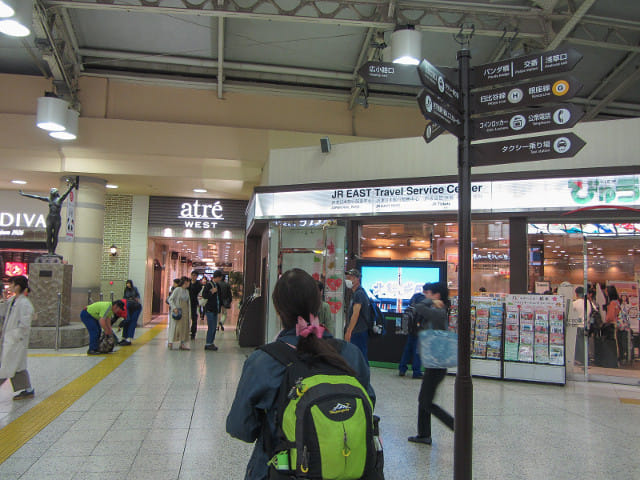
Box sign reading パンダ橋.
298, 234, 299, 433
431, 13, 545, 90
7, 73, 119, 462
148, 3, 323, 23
471, 48, 583, 87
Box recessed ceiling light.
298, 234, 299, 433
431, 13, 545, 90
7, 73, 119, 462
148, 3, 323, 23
105, 184, 118, 189
193, 188, 207, 193
11, 180, 26, 184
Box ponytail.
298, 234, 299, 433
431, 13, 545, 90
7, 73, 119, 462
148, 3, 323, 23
296, 335, 357, 377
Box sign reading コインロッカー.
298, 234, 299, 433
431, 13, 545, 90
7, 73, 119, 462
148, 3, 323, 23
148, 197, 247, 232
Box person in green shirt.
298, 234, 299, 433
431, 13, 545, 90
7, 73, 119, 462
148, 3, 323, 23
316, 281, 334, 335
81, 300, 125, 355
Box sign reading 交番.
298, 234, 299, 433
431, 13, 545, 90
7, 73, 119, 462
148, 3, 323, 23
472, 48, 583, 87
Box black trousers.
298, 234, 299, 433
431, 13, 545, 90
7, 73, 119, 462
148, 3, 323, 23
190, 303, 198, 336
417, 368, 454, 438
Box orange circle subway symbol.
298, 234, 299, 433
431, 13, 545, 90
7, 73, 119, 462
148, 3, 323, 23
552, 80, 569, 96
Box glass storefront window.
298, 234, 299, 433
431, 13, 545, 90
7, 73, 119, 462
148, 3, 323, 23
359, 221, 510, 294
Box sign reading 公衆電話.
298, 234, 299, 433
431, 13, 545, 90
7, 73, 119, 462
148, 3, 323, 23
472, 104, 584, 140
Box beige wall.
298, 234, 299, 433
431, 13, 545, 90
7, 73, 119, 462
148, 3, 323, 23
263, 117, 640, 186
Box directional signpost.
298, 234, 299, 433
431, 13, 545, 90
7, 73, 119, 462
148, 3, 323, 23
472, 47, 583, 87
471, 132, 586, 166
472, 103, 584, 139
472, 75, 582, 113
417, 89, 463, 137
417, 58, 461, 106
423, 122, 445, 143
358, 61, 422, 87
414, 38, 586, 480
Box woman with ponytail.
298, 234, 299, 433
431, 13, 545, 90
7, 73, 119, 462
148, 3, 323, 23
226, 268, 374, 480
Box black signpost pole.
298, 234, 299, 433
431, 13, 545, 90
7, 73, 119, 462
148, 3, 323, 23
455, 45, 473, 480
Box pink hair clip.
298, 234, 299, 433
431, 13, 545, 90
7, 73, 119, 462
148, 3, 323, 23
296, 314, 324, 338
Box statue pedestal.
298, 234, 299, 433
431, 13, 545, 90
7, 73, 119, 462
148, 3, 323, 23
28, 262, 88, 348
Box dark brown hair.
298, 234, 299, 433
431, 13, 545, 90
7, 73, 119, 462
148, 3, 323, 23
10, 275, 29, 293
273, 269, 356, 375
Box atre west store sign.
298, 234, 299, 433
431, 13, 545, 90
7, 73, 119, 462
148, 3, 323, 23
148, 197, 247, 233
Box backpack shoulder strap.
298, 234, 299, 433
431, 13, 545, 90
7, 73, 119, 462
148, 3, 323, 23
259, 340, 299, 366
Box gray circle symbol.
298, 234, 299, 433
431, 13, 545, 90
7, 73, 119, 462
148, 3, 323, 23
553, 108, 571, 125
438, 76, 445, 93
553, 136, 571, 154
510, 114, 526, 131
507, 88, 523, 104
425, 95, 433, 112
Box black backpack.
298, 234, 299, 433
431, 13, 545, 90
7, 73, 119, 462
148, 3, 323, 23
589, 301, 603, 330
259, 340, 384, 480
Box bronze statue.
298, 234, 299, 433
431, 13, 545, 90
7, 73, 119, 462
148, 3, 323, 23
19, 180, 77, 256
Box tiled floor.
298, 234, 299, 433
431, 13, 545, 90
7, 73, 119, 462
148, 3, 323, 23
1, 324, 639, 479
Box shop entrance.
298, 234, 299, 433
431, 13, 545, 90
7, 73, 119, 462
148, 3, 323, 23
148, 237, 244, 328
529, 223, 640, 384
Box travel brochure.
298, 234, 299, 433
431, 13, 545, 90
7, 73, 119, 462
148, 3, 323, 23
449, 294, 566, 366
505, 294, 566, 365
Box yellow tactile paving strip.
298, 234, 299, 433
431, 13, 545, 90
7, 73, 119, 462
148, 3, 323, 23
620, 397, 640, 406
0, 325, 163, 464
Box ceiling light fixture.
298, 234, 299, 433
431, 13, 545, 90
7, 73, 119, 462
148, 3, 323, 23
391, 25, 421, 65
49, 108, 79, 140
105, 184, 118, 189
11, 179, 26, 184
193, 188, 207, 193
0, 0, 33, 37
36, 95, 69, 131
0, 1, 15, 17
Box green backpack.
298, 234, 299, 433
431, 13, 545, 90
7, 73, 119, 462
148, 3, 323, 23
260, 340, 383, 480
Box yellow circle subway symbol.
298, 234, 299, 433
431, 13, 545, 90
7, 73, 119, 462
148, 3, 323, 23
552, 80, 569, 96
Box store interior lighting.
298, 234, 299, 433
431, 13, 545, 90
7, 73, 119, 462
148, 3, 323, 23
391, 25, 422, 65
0, 0, 33, 37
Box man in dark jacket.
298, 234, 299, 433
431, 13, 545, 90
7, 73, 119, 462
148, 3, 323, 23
216, 274, 233, 331
202, 270, 223, 351
344, 268, 370, 361
188, 271, 201, 340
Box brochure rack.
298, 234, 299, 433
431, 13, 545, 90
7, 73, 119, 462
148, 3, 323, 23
449, 293, 566, 385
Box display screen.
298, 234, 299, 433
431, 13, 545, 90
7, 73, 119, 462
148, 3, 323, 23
357, 260, 446, 313
529, 246, 542, 266
5, 262, 28, 277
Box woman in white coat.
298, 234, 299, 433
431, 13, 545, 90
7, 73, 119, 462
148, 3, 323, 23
167, 276, 191, 350
0, 275, 35, 400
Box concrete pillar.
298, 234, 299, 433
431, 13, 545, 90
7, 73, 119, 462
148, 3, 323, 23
58, 176, 106, 319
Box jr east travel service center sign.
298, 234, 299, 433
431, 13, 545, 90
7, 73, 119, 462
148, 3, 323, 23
249, 174, 640, 221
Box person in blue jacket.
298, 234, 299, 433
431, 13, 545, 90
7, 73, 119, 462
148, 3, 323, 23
226, 268, 375, 480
